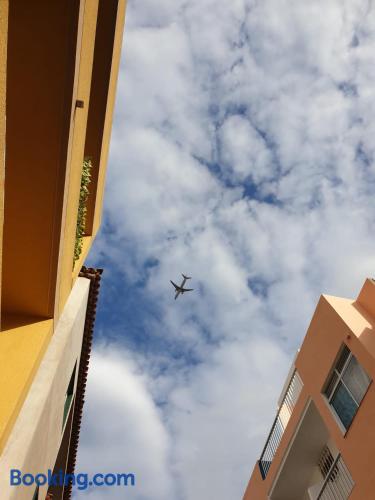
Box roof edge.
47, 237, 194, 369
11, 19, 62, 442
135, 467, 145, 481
63, 266, 103, 499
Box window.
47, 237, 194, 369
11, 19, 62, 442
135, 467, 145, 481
63, 362, 77, 430
324, 345, 371, 430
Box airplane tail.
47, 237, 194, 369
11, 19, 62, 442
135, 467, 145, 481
182, 273, 191, 280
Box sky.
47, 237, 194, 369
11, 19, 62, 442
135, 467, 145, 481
76, 1, 375, 499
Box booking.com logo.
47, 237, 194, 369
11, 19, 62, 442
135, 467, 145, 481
10, 469, 136, 491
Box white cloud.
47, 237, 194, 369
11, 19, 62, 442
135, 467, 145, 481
219, 115, 274, 183
81, 1, 375, 499
166, 337, 290, 500
76, 348, 175, 499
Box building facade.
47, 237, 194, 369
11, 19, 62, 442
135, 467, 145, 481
243, 279, 375, 500
0, 1, 126, 498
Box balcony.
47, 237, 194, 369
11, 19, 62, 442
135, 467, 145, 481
268, 400, 354, 500
259, 369, 303, 479
315, 454, 354, 500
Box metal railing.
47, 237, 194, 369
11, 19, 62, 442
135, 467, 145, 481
317, 455, 354, 500
258, 369, 303, 479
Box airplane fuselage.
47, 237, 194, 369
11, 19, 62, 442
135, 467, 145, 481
170, 274, 193, 299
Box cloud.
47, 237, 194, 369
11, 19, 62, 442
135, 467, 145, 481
75, 348, 175, 499
79, 1, 375, 499
218, 114, 274, 183
166, 337, 290, 500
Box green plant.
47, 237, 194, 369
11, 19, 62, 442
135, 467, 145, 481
73, 158, 92, 264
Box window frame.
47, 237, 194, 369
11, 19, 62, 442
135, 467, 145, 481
323, 344, 371, 433
62, 361, 77, 431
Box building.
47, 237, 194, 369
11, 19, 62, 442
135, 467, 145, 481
0, 1, 126, 498
243, 279, 375, 500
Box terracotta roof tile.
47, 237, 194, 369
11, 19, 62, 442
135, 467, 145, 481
63, 267, 103, 500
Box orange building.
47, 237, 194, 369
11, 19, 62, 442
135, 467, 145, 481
0, 1, 126, 499
243, 279, 375, 500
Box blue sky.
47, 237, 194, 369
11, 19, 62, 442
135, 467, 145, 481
76, 1, 375, 499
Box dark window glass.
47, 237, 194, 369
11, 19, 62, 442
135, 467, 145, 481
331, 382, 358, 429
325, 371, 338, 399
336, 345, 350, 373
63, 362, 76, 429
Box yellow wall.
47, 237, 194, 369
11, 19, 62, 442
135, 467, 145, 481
2, 1, 81, 318
0, 0, 8, 325
92, 0, 127, 236
54, 0, 99, 319
0, 317, 52, 453
84, 0, 127, 237
0, 278, 90, 496
1, 0, 127, 320
57, 0, 127, 312
0, 0, 127, 460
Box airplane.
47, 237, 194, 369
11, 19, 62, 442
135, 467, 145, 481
170, 274, 194, 300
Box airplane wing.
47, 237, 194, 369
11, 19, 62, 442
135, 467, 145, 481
170, 280, 179, 290
182, 288, 194, 292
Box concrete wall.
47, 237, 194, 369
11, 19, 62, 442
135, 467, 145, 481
0, 277, 90, 500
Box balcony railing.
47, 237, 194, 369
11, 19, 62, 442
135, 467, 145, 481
259, 369, 303, 479
317, 455, 354, 500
